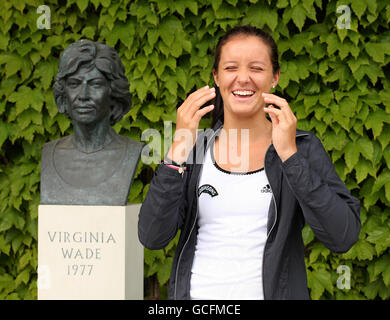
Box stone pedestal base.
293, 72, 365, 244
38, 204, 143, 300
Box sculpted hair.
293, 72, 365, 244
211, 25, 280, 127
53, 40, 132, 125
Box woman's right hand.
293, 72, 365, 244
167, 85, 216, 164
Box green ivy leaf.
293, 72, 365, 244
307, 268, 333, 299
211, 0, 223, 12
366, 227, 390, 255
147, 29, 159, 48
76, 0, 89, 12
322, 128, 346, 151
187, 0, 198, 15
365, 43, 390, 63
379, 89, 390, 109
159, 16, 183, 47
383, 147, 390, 168
326, 33, 339, 56
383, 268, 390, 287
372, 255, 390, 285
0, 234, 11, 255
8, 86, 44, 115
354, 158, 376, 183
54, 114, 71, 135
357, 136, 374, 161
302, 224, 314, 245
175, 67, 187, 90
213, 2, 241, 19
132, 79, 148, 102
0, 54, 23, 78
363, 279, 381, 299
0, 122, 9, 149
157, 257, 173, 285
33, 59, 58, 91
0, 273, 15, 293
0, 208, 25, 232
15, 268, 30, 286
339, 97, 356, 117
291, 5, 307, 31
144, 248, 165, 267
355, 239, 376, 261
365, 109, 389, 138
372, 169, 390, 194
129, 180, 143, 202
142, 103, 164, 123
17, 109, 42, 131
242, 3, 278, 31
82, 26, 96, 39
19, 250, 32, 269
11, 232, 23, 253
101, 0, 111, 7
343, 140, 360, 170
309, 242, 330, 264
351, 0, 367, 19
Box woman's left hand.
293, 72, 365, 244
262, 93, 298, 162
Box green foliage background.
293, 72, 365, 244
0, 0, 389, 300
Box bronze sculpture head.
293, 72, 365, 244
41, 40, 143, 206
53, 39, 131, 126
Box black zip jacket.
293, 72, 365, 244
138, 122, 361, 300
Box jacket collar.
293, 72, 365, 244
213, 119, 310, 138
188, 120, 310, 165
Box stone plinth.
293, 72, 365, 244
38, 204, 143, 300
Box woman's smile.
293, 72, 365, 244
213, 35, 279, 118
232, 89, 256, 101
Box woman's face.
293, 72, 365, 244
213, 35, 280, 119
65, 66, 112, 125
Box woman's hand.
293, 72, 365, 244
167, 86, 216, 164
262, 93, 298, 162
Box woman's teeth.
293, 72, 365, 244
233, 90, 254, 96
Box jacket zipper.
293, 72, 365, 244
261, 133, 308, 300
262, 142, 277, 300
174, 128, 220, 300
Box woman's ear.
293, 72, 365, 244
272, 70, 280, 89
57, 96, 68, 115
212, 69, 219, 87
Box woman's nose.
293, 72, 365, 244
78, 81, 89, 100
236, 68, 250, 83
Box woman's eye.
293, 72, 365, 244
91, 81, 104, 87
225, 66, 237, 70
251, 67, 263, 71
67, 81, 80, 88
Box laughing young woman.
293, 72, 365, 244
138, 25, 360, 300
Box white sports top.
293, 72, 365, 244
190, 143, 272, 300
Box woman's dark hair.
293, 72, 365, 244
211, 25, 280, 127
53, 40, 132, 126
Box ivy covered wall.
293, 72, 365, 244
0, 0, 389, 299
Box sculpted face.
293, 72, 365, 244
65, 66, 111, 125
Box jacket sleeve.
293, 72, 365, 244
281, 134, 361, 253
138, 163, 188, 250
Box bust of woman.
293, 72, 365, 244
40, 40, 143, 206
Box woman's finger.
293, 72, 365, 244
187, 87, 216, 116
264, 105, 284, 122
262, 93, 295, 119
193, 104, 215, 122
266, 107, 279, 125
262, 93, 289, 109
181, 86, 213, 108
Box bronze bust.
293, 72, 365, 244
40, 40, 143, 205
